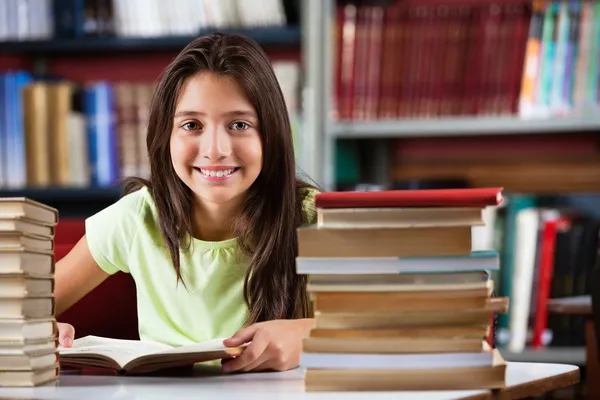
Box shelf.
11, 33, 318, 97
500, 346, 586, 365
331, 115, 600, 139
0, 186, 122, 202
0, 26, 301, 54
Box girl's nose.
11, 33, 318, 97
201, 126, 232, 161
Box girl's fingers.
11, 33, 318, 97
58, 322, 75, 348
222, 333, 269, 373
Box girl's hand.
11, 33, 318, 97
58, 322, 75, 348
221, 319, 314, 373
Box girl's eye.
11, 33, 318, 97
182, 122, 201, 131
230, 121, 249, 131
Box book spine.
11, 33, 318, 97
518, 0, 546, 117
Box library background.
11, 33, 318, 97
1, 0, 600, 397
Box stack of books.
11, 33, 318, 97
0, 198, 59, 386
296, 187, 508, 391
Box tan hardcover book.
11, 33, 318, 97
304, 351, 506, 391
303, 337, 486, 354
314, 309, 493, 329
47, 82, 73, 186
22, 83, 51, 187
311, 293, 507, 314
309, 326, 489, 339
0, 219, 54, 238
0, 232, 53, 252
0, 351, 58, 371
0, 297, 55, 319
0, 274, 54, 297
317, 207, 484, 228
115, 82, 139, 179
0, 364, 59, 387
0, 198, 58, 225
297, 225, 472, 258
0, 249, 54, 276
0, 318, 57, 343
0, 337, 57, 354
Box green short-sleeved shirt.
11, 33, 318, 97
85, 185, 318, 346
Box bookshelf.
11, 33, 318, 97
300, 0, 600, 373
0, 26, 301, 54
301, 0, 600, 192
0, 3, 303, 212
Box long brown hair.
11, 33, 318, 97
123, 33, 316, 325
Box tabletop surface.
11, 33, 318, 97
0, 362, 579, 400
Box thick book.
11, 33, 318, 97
296, 250, 498, 274
58, 335, 247, 375
314, 187, 504, 209
297, 225, 472, 258
0, 197, 58, 225
304, 351, 506, 391
317, 206, 485, 228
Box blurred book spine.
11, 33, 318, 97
0, 0, 294, 41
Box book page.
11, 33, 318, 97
59, 336, 174, 369
154, 338, 243, 356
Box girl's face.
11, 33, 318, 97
170, 72, 263, 207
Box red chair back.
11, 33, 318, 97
55, 219, 139, 340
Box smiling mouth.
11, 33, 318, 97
193, 167, 240, 180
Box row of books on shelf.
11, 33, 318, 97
0, 0, 294, 42
333, 0, 600, 121
480, 194, 600, 351
0, 60, 299, 189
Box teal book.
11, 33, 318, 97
496, 195, 537, 345
536, 1, 559, 114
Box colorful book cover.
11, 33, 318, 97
585, 1, 600, 112
573, 0, 592, 112
518, 0, 546, 117
561, 0, 582, 111
536, 1, 559, 116
550, 0, 570, 113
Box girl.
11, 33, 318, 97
55, 33, 320, 373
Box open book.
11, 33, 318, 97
58, 335, 247, 375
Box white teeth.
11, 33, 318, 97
199, 168, 236, 177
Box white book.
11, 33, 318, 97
296, 250, 499, 275
508, 208, 540, 353
301, 350, 496, 370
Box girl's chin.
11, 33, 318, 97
192, 188, 245, 205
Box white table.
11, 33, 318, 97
0, 362, 579, 400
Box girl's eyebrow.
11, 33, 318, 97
173, 110, 257, 118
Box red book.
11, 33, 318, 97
315, 187, 504, 209
531, 214, 560, 348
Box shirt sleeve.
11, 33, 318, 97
85, 188, 146, 275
